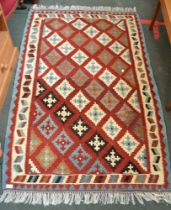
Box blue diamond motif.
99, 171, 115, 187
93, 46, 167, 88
69, 145, 91, 170
33, 102, 45, 124
87, 160, 108, 174
53, 130, 73, 154
37, 115, 58, 139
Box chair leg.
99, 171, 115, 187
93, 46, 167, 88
149, 1, 161, 30
166, 101, 171, 112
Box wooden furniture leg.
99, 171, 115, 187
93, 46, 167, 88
149, 1, 161, 30
166, 100, 171, 112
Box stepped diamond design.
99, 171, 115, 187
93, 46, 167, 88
36, 81, 46, 97
97, 49, 113, 65
113, 79, 132, 99
104, 147, 122, 169
85, 59, 102, 75
42, 91, 58, 109
84, 26, 100, 38
43, 69, 60, 86
57, 60, 74, 76
72, 19, 87, 30
71, 91, 90, 111
58, 41, 74, 55
122, 162, 140, 174
37, 115, 58, 139
83, 40, 101, 55
71, 117, 90, 138
33, 102, 45, 124
118, 131, 140, 155
53, 130, 73, 154
45, 50, 62, 65
109, 41, 125, 55
97, 33, 112, 46
43, 25, 51, 37
127, 91, 141, 113
134, 145, 147, 171
71, 70, 89, 87
86, 103, 105, 125
99, 69, 116, 86
103, 117, 121, 140
71, 50, 88, 65
55, 79, 74, 99
38, 59, 48, 76
47, 32, 63, 46
87, 133, 107, 154
71, 32, 88, 46
100, 91, 119, 111
85, 80, 104, 99
121, 49, 131, 65
54, 103, 73, 124
69, 145, 91, 170
87, 160, 108, 174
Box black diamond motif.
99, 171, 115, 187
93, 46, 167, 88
86, 133, 107, 154
36, 81, 46, 97
54, 103, 73, 124
42, 91, 58, 109
71, 117, 90, 139
122, 161, 140, 174
104, 147, 123, 170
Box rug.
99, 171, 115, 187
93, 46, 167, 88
0, 5, 171, 205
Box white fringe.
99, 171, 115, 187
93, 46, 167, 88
0, 191, 171, 205
32, 5, 136, 13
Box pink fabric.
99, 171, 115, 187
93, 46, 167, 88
0, 0, 17, 17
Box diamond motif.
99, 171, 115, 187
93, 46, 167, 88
53, 130, 73, 154
59, 25, 75, 38
56, 60, 74, 76
45, 50, 62, 65
55, 79, 74, 99
127, 91, 141, 113
110, 58, 129, 75
42, 69, 60, 87
107, 25, 123, 39
71, 91, 90, 111
35, 145, 58, 171
87, 133, 107, 153
83, 40, 101, 55
118, 131, 140, 155
54, 103, 73, 123
37, 115, 58, 139
99, 69, 116, 86
38, 59, 48, 76
71, 70, 89, 87
109, 41, 125, 55
71, 50, 88, 65
85, 80, 104, 99
122, 162, 140, 174
58, 41, 74, 55
71, 32, 88, 46
33, 102, 45, 124
36, 81, 46, 97
103, 117, 122, 140
85, 59, 102, 75
84, 26, 100, 38
69, 145, 91, 170
96, 20, 112, 30
48, 19, 65, 30
72, 19, 87, 30
87, 160, 108, 174
104, 147, 122, 169
97, 33, 112, 46
47, 33, 63, 46
134, 145, 147, 171
121, 49, 131, 65
100, 91, 119, 111
113, 79, 132, 99
85, 103, 105, 125
71, 117, 90, 138
97, 49, 113, 65
42, 25, 51, 37
42, 91, 58, 109
40, 40, 50, 56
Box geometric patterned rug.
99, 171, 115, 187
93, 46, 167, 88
1, 5, 171, 205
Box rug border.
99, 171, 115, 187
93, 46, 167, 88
1, 5, 171, 205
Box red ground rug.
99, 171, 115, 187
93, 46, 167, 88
1, 5, 171, 205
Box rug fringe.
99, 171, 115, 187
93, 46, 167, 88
0, 191, 171, 205
32, 5, 136, 13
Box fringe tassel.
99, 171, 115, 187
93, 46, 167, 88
1, 191, 171, 205
32, 5, 136, 13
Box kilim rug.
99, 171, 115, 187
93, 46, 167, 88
1, 5, 171, 205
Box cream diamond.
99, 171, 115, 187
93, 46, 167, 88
84, 26, 100, 38
103, 117, 121, 140
47, 33, 62, 46
56, 79, 74, 99
38, 59, 48, 76
97, 33, 112, 46
71, 91, 90, 111
58, 41, 74, 55
71, 50, 88, 65
109, 41, 125, 55
42, 69, 60, 87
99, 69, 116, 86
127, 91, 141, 113
72, 19, 87, 30
86, 103, 105, 125
120, 49, 131, 65
118, 131, 140, 155
43, 26, 52, 37
113, 79, 132, 99
85, 59, 102, 75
